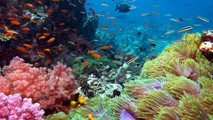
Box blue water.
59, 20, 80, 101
85, 0, 213, 57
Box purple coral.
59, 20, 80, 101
0, 93, 44, 120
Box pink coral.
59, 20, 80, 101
0, 57, 78, 111
0, 93, 44, 120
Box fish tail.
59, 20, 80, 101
115, 4, 119, 11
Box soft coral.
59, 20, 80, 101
0, 56, 78, 112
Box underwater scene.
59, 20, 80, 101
0, 0, 212, 119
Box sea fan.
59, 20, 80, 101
124, 78, 165, 99
163, 74, 201, 100
136, 90, 178, 119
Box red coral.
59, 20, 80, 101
0, 57, 78, 112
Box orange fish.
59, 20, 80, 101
44, 48, 51, 52
87, 50, 96, 54
23, 44, 33, 49
45, 60, 52, 65
82, 61, 89, 65
47, 37, 55, 43
100, 45, 113, 50
4, 26, 9, 31
88, 114, 95, 120
17, 47, 28, 53
47, 9, 54, 15
39, 36, 46, 40
26, 3, 34, 8
10, 20, 21, 25
12, 36, 18, 40
31, 20, 38, 24
37, 52, 46, 57
22, 27, 30, 31
43, 33, 50, 36
78, 96, 87, 104
55, 46, 63, 51
23, 15, 31, 19
37, 1, 43, 5
9, 17, 17, 21
92, 53, 102, 59
60, 9, 67, 13
4, 32, 13, 37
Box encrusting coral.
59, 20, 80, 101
0, 56, 78, 112
0, 93, 44, 120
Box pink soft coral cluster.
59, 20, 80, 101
0, 93, 44, 120
0, 57, 78, 111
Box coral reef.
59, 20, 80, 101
0, 93, 44, 120
0, 57, 78, 113
0, 0, 98, 67
54, 32, 213, 120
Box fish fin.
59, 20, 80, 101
115, 4, 119, 11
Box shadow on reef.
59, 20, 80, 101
0, 0, 98, 67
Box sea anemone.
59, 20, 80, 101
166, 59, 200, 81
67, 97, 113, 120
140, 51, 179, 78
137, 90, 178, 119
154, 107, 179, 120
124, 78, 165, 99
162, 74, 201, 100
178, 94, 209, 120
110, 95, 137, 120
199, 90, 213, 114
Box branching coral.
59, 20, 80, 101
162, 74, 201, 100
0, 57, 78, 112
136, 90, 178, 119
178, 94, 209, 120
124, 78, 165, 99
0, 93, 44, 120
